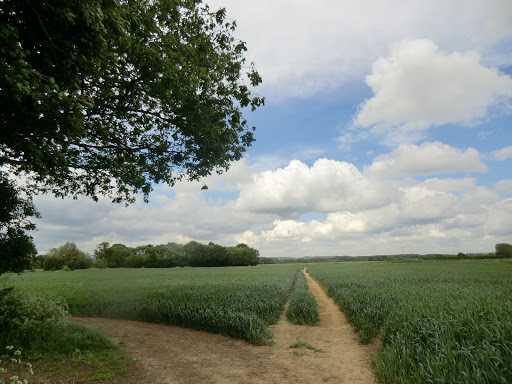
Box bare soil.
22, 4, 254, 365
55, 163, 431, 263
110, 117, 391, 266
70, 269, 379, 383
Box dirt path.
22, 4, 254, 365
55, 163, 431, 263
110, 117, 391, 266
73, 269, 378, 383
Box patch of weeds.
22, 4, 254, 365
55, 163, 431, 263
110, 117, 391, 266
289, 340, 325, 353
33, 349, 132, 383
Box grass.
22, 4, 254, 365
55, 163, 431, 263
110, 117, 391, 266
30, 349, 132, 382
289, 339, 324, 353
286, 268, 319, 326
308, 259, 512, 384
0, 265, 298, 345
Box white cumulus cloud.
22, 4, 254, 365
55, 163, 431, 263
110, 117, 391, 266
495, 179, 512, 193
364, 142, 487, 177
354, 39, 512, 132
235, 158, 397, 216
492, 146, 512, 160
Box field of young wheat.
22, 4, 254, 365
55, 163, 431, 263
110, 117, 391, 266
2, 260, 511, 383
308, 260, 512, 384
1, 265, 305, 344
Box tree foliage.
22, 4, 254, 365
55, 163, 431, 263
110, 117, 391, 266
495, 243, 512, 258
93, 241, 259, 268
42, 242, 93, 270
0, 172, 38, 274
1, 0, 263, 203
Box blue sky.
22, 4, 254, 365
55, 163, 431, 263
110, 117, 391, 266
32, 0, 512, 257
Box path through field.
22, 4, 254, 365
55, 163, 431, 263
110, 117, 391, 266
73, 269, 378, 383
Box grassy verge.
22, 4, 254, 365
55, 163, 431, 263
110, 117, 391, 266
286, 268, 319, 326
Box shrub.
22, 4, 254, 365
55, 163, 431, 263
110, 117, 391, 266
0, 288, 113, 356
0, 287, 68, 349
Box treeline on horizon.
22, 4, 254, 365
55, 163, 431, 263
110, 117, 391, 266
36, 241, 260, 271
260, 243, 512, 264
28, 242, 512, 272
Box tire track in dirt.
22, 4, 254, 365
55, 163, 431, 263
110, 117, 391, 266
71, 268, 378, 384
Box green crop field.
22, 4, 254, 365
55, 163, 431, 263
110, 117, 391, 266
308, 260, 512, 384
2, 260, 511, 384
0, 265, 301, 345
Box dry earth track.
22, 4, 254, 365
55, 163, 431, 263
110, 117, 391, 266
69, 269, 379, 383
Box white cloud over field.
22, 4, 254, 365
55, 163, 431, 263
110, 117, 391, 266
32, 143, 512, 257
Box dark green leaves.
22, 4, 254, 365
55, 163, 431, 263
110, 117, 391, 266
1, 0, 263, 203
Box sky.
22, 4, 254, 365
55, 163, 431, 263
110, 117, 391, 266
32, 0, 512, 257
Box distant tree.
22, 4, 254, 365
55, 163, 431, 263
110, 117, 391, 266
101, 244, 133, 268
495, 243, 512, 258
42, 242, 92, 270
227, 244, 259, 266
93, 242, 110, 261
184, 241, 208, 267
124, 253, 147, 268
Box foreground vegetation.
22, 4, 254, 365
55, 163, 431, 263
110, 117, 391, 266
308, 260, 512, 384
0, 287, 125, 383
0, 265, 299, 345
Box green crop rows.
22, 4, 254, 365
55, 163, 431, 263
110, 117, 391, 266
308, 260, 512, 384
286, 268, 319, 326
1, 265, 299, 345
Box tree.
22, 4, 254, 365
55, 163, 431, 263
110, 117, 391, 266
96, 243, 134, 268
495, 243, 512, 258
0, 172, 38, 274
227, 243, 259, 266
183, 241, 207, 267
42, 242, 93, 270
0, 0, 263, 268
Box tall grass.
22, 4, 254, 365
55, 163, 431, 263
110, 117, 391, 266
308, 260, 512, 384
286, 268, 319, 326
1, 265, 298, 345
